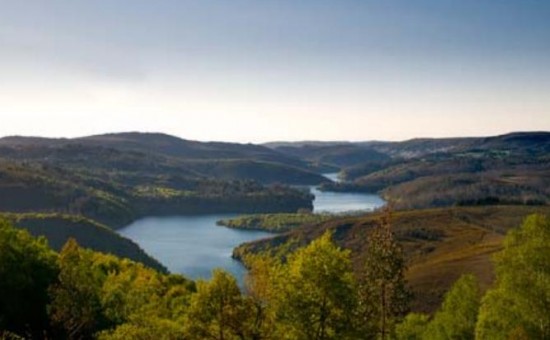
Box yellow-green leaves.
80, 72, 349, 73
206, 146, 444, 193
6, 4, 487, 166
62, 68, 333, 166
184, 269, 249, 340
424, 274, 480, 340
271, 232, 357, 340
475, 214, 550, 339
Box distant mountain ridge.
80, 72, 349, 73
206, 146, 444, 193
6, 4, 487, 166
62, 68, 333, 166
0, 132, 328, 185
265, 131, 550, 168
2, 132, 305, 164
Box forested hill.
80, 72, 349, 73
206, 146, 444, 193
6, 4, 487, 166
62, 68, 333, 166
267, 132, 550, 209
0, 132, 328, 224
234, 205, 550, 313
0, 132, 328, 185
266, 131, 550, 168
79, 132, 305, 164
0, 132, 323, 270
1, 212, 167, 273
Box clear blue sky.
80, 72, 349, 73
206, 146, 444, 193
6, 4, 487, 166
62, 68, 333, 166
1, 0, 549, 142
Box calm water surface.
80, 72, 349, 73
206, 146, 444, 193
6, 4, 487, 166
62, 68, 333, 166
118, 173, 384, 281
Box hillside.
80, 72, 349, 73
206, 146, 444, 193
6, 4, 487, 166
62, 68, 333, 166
267, 131, 550, 169
233, 205, 550, 313
80, 132, 304, 164
0, 158, 314, 228
317, 132, 550, 209
270, 144, 390, 170
0, 133, 328, 185
0, 133, 326, 275
1, 212, 166, 272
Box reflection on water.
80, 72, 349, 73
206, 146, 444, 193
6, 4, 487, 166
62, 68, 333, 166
312, 186, 384, 213
119, 214, 271, 282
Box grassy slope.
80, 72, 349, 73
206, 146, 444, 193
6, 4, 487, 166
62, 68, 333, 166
233, 205, 550, 313
381, 168, 550, 209
1, 212, 167, 273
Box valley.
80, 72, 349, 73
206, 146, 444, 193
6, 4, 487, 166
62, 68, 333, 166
1, 131, 548, 284
118, 179, 384, 283
0, 130, 548, 338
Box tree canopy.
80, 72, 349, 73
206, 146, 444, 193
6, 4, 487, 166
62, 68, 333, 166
0, 214, 549, 339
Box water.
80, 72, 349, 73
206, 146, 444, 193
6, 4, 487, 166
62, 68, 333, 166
311, 186, 385, 213
312, 172, 385, 213
118, 173, 384, 281
119, 214, 271, 282
323, 173, 341, 182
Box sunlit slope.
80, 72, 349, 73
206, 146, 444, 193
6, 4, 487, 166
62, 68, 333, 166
234, 205, 550, 313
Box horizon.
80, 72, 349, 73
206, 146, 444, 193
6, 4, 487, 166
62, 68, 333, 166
1, 1, 549, 142
0, 129, 548, 145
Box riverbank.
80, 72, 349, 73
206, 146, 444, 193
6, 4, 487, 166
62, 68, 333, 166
117, 182, 385, 282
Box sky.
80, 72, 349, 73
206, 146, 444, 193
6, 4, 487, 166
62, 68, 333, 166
0, 0, 549, 143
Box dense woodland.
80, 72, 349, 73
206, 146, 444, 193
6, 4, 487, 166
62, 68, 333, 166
0, 133, 321, 260
1, 213, 548, 339
0, 151, 316, 228
275, 132, 550, 209
0, 131, 549, 339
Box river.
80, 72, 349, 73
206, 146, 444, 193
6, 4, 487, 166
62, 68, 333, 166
118, 174, 384, 282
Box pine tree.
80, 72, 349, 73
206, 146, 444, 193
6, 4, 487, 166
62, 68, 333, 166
358, 209, 410, 339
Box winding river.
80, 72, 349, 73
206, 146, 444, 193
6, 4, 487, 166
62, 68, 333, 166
118, 174, 384, 282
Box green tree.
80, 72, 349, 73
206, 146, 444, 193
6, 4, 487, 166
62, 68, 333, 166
48, 239, 109, 339
424, 274, 480, 340
244, 255, 281, 339
273, 232, 358, 340
475, 214, 550, 339
97, 315, 185, 340
184, 269, 249, 340
394, 313, 429, 340
359, 211, 410, 339
0, 219, 58, 338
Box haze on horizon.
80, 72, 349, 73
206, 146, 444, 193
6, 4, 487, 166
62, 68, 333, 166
1, 0, 549, 143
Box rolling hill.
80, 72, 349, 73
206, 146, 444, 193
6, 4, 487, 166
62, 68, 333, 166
313, 132, 550, 209
0, 133, 328, 185
233, 205, 550, 313
1, 212, 167, 273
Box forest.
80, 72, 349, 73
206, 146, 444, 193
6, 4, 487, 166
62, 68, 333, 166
1, 213, 548, 339
217, 212, 334, 232
1, 132, 549, 339
312, 133, 550, 210
2, 0, 549, 337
